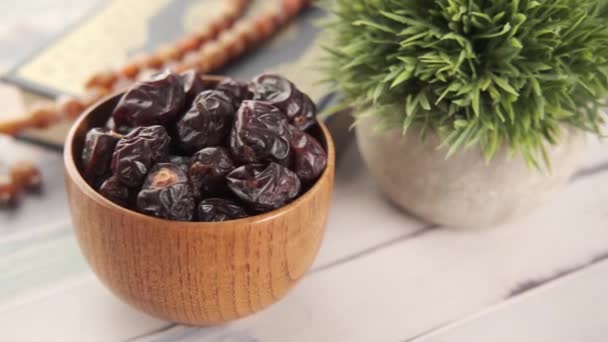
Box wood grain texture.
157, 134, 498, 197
63, 79, 335, 326
416, 261, 608, 342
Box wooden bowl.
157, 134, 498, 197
63, 77, 335, 325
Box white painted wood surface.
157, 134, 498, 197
1, 133, 608, 341
417, 261, 608, 342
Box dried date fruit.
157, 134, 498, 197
216, 78, 252, 109
111, 126, 171, 188
288, 126, 327, 182
227, 162, 301, 212
197, 198, 248, 222
81, 128, 122, 183
84, 71, 324, 220
230, 100, 290, 164
251, 73, 294, 108
136, 163, 195, 221
180, 70, 206, 104
251, 74, 317, 130
292, 91, 317, 131
112, 70, 185, 127
169, 155, 191, 174
189, 147, 235, 198
99, 176, 130, 206
176, 90, 235, 153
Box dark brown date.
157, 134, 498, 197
83, 70, 325, 221
250, 73, 293, 108
81, 128, 122, 183
112, 70, 185, 127
227, 162, 301, 212
251, 74, 317, 130
169, 155, 191, 174
189, 147, 235, 198
288, 126, 327, 182
197, 198, 248, 222
292, 91, 317, 131
216, 78, 252, 109
111, 126, 171, 188
176, 90, 236, 153
136, 163, 195, 221
180, 69, 206, 105
230, 100, 291, 164
99, 176, 130, 206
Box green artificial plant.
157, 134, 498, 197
323, 0, 608, 167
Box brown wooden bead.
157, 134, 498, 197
157, 44, 182, 64
144, 55, 164, 69
0, 175, 19, 206
210, 44, 229, 70
85, 71, 118, 91
29, 106, 60, 129
217, 10, 236, 31
265, 6, 284, 26
216, 32, 234, 59
234, 21, 259, 48
231, 35, 247, 57
9, 161, 41, 191
120, 63, 140, 80
207, 20, 220, 39
255, 16, 277, 40
56, 95, 85, 120
233, 0, 248, 8
197, 46, 218, 73
220, 31, 245, 59
176, 37, 201, 57
0, 120, 22, 135
193, 26, 213, 45
173, 52, 198, 74
282, 0, 306, 18
181, 51, 200, 65
224, 3, 241, 20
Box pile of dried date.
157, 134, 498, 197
80, 70, 327, 222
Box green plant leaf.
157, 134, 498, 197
390, 66, 414, 88
492, 75, 520, 97
322, 0, 608, 169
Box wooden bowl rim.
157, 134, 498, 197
64, 77, 336, 228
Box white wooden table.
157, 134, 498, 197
1, 131, 608, 342
2, 2, 608, 341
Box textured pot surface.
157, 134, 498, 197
356, 116, 585, 229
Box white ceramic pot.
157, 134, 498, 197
355, 116, 585, 229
